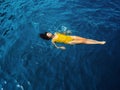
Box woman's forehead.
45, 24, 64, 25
48, 32, 52, 34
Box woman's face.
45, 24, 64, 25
46, 32, 53, 38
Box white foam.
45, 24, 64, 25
1, 87, 3, 90
4, 81, 7, 84
17, 84, 20, 87
17, 84, 24, 90
27, 81, 31, 85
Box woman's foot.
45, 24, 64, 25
100, 41, 106, 45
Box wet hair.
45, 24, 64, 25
39, 32, 51, 40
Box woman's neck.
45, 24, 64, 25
51, 35, 55, 38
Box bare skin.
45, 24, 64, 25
68, 36, 106, 45
46, 32, 106, 50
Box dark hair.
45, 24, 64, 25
39, 32, 51, 40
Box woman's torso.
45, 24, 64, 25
52, 32, 73, 44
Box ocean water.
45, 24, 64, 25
0, 0, 120, 90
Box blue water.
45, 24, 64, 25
0, 0, 120, 90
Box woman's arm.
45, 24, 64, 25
52, 41, 66, 50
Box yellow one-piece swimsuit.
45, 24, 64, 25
52, 32, 73, 44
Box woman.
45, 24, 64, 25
39, 31, 106, 50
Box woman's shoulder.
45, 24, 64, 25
52, 33, 58, 41
54, 32, 63, 35
54, 32, 59, 34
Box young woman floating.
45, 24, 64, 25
39, 31, 106, 50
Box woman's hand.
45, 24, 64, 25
58, 46, 66, 50
62, 30, 72, 35
66, 30, 72, 34
52, 41, 66, 50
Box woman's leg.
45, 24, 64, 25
69, 36, 106, 45
82, 39, 106, 44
